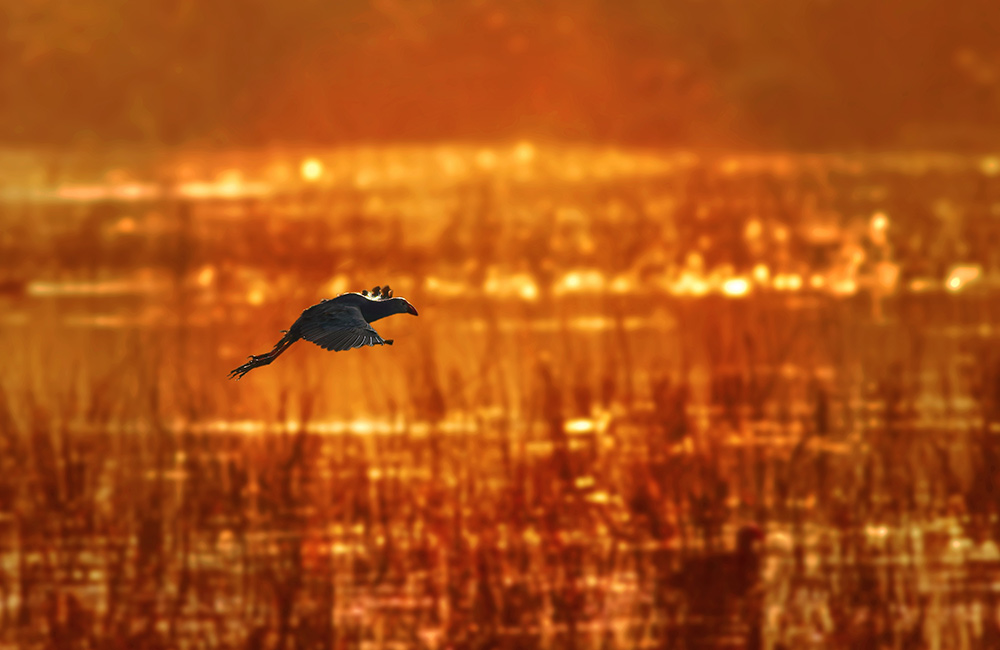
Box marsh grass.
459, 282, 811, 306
1, 147, 1000, 648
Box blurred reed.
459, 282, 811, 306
0, 146, 999, 648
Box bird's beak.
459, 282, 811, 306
408, 305, 419, 316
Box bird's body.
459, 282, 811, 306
229, 286, 417, 380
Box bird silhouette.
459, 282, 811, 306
229, 286, 418, 380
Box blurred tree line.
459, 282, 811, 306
1, 0, 999, 149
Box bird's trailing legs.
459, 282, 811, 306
228, 333, 294, 380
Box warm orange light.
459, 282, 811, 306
301, 158, 323, 181
609, 276, 632, 293
352, 420, 377, 436
565, 419, 596, 435
876, 262, 899, 291
484, 272, 539, 301
196, 265, 215, 287
773, 274, 802, 291
554, 270, 605, 295
673, 272, 710, 296
116, 217, 137, 233
475, 148, 497, 169
865, 525, 889, 541
722, 277, 750, 297
519, 282, 539, 301
586, 491, 610, 504
946, 265, 981, 292
831, 278, 858, 295
217, 169, 244, 195
321, 275, 351, 297
57, 185, 108, 201
514, 141, 536, 163
870, 212, 889, 246
425, 276, 467, 297
216, 530, 235, 553
752, 263, 770, 283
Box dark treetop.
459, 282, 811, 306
229, 285, 418, 380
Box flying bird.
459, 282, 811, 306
229, 285, 418, 380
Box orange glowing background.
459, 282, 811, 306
2, 3, 1000, 650
4, 0, 1000, 148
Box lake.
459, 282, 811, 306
1, 144, 999, 649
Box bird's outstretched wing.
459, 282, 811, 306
298, 304, 393, 351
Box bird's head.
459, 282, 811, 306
353, 287, 418, 319
400, 298, 419, 316
380, 296, 418, 316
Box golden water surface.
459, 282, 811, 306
1, 144, 1000, 649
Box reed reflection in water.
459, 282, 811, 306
1, 145, 1000, 649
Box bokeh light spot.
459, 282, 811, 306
722, 277, 750, 297
301, 158, 324, 181
946, 265, 981, 292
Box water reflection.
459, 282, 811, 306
2, 145, 1000, 648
